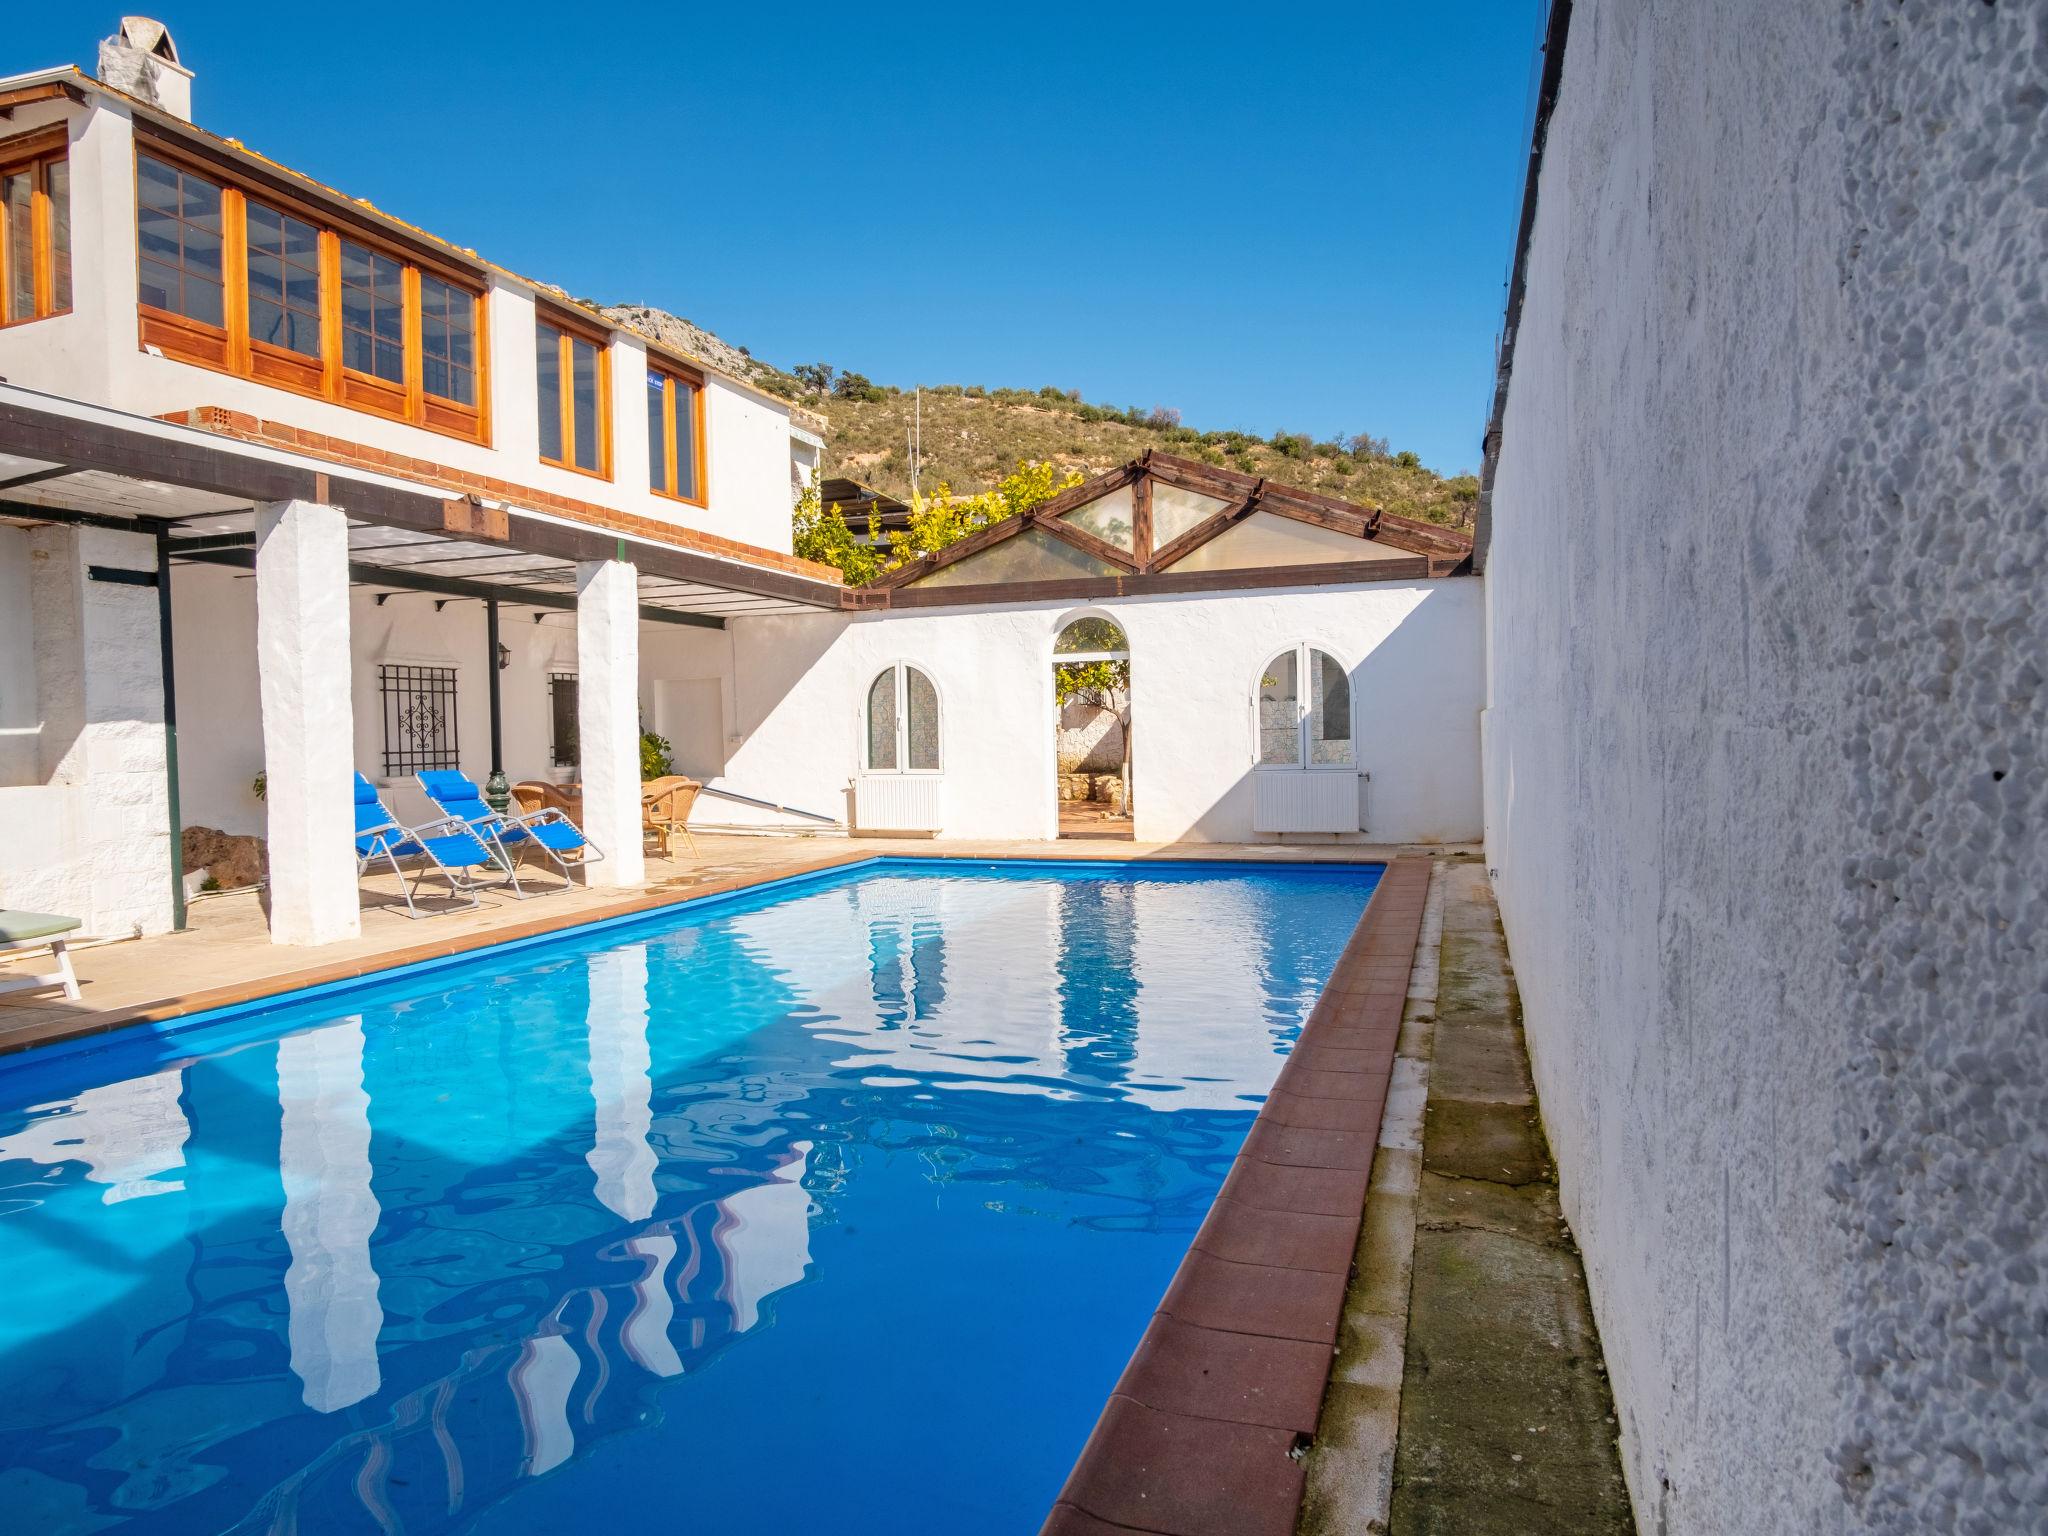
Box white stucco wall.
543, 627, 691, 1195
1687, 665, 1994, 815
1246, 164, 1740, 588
716, 580, 1482, 845
0, 95, 799, 558
0, 525, 172, 937
1481, 4, 2046, 1534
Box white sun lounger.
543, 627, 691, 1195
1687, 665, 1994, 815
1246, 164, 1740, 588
0, 911, 83, 1001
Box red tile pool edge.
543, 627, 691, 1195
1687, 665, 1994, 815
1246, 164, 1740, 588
1042, 853, 1434, 1536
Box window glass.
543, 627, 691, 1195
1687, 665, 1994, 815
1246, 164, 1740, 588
570, 333, 601, 469
1152, 481, 1232, 546
1257, 649, 1301, 766
135, 153, 223, 326
1165, 510, 1400, 573
47, 158, 69, 312
536, 324, 563, 462
647, 370, 704, 499
539, 320, 604, 472
1059, 485, 1136, 552
339, 240, 405, 383
906, 668, 940, 771
1308, 650, 1353, 765
245, 200, 321, 357
419, 274, 475, 404
646, 372, 668, 493
866, 670, 899, 771
671, 376, 699, 498
550, 674, 579, 767
378, 663, 459, 774
914, 527, 1120, 587
3, 170, 29, 321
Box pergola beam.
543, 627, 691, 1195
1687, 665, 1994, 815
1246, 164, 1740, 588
172, 546, 725, 629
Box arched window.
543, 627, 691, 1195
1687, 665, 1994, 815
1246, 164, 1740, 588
1255, 645, 1352, 769
866, 663, 941, 773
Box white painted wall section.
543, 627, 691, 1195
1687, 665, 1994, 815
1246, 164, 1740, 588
714, 580, 1482, 845
0, 523, 173, 938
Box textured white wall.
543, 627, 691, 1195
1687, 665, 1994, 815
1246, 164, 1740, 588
720, 580, 1482, 844
0, 525, 172, 937
1482, 4, 2046, 1534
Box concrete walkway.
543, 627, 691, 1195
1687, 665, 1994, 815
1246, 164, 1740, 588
1302, 859, 1635, 1535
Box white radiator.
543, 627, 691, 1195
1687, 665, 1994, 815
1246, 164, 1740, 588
1253, 770, 1361, 834
852, 775, 944, 833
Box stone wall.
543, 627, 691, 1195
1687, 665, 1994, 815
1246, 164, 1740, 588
1481, 3, 2045, 1533
1055, 698, 1123, 774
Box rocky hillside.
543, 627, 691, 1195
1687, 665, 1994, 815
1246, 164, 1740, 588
811, 387, 1476, 529
599, 304, 1476, 530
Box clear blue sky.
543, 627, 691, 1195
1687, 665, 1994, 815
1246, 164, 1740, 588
20, 3, 1545, 474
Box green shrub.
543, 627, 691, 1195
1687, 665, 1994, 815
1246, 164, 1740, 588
831, 371, 887, 404
1394, 449, 1422, 468
640, 731, 673, 780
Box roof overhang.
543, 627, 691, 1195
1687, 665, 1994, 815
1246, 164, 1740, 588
0, 386, 843, 622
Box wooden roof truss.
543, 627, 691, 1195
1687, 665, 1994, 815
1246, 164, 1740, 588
855, 452, 1471, 607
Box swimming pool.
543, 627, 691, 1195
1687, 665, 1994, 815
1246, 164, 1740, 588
0, 857, 1381, 1534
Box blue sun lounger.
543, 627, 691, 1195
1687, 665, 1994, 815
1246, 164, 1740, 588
415, 769, 601, 896
354, 774, 499, 917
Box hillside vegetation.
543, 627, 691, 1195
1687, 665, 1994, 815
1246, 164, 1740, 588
597, 304, 1476, 529
812, 385, 1478, 530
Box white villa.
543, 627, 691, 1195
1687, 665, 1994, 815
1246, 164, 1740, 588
0, 19, 1482, 950
1, 9, 2041, 1536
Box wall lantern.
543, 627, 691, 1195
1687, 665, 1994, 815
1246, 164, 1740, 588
496, 642, 511, 671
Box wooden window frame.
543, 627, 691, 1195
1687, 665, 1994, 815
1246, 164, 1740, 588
132, 139, 490, 445
647, 362, 708, 507
536, 308, 612, 480
1, 127, 73, 329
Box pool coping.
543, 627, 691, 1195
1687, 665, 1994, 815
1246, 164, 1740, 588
0, 849, 1397, 1062
1041, 852, 1434, 1536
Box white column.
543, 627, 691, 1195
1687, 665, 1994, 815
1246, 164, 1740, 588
575, 558, 644, 887
278, 1019, 384, 1413
256, 500, 360, 943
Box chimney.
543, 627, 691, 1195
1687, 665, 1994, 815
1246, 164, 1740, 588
97, 17, 192, 122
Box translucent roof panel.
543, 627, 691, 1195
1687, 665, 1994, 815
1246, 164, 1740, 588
1058, 485, 1136, 552
1163, 510, 1405, 573
913, 526, 1121, 587
1152, 481, 1234, 546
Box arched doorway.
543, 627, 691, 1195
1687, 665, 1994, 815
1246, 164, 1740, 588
1052, 614, 1132, 840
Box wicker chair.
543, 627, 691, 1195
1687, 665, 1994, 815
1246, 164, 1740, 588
641, 776, 702, 858
511, 781, 582, 820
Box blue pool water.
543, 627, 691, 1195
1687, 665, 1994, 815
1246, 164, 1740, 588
0, 858, 1380, 1535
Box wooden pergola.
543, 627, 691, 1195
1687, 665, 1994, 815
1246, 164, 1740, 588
846, 451, 1472, 609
